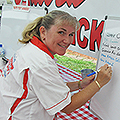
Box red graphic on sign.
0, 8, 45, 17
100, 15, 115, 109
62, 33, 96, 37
30, 0, 53, 6
14, 0, 85, 8
14, 0, 21, 5
73, 18, 105, 52
55, 0, 85, 8
77, 18, 89, 48
90, 20, 104, 51
14, 0, 53, 6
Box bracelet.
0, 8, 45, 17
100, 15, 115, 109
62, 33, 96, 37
78, 81, 82, 89
95, 81, 101, 89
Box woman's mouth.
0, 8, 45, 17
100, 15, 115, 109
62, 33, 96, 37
58, 43, 67, 48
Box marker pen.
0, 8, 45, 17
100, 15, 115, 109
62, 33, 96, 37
87, 69, 101, 77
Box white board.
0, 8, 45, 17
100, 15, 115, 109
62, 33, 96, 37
90, 16, 120, 120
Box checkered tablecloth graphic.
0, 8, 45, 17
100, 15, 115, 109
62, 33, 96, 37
55, 63, 99, 120
56, 102, 99, 120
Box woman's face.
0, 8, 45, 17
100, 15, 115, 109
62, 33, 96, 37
40, 24, 75, 55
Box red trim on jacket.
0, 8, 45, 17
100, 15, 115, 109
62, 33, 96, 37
8, 68, 29, 120
30, 36, 54, 59
46, 92, 70, 111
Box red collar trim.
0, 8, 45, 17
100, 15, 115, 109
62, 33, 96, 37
30, 36, 54, 59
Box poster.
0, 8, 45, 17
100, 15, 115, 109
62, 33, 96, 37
90, 16, 120, 120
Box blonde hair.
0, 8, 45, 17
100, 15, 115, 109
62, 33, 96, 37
19, 10, 80, 44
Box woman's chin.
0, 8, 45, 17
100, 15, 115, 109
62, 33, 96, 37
57, 52, 66, 56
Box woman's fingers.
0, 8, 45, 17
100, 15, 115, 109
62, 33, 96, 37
96, 64, 112, 87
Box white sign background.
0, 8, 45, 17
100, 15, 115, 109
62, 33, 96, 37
0, 0, 120, 59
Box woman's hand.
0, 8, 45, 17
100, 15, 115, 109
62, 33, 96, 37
80, 75, 95, 89
95, 64, 112, 88
81, 64, 112, 89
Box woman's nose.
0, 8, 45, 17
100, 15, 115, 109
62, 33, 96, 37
63, 36, 73, 44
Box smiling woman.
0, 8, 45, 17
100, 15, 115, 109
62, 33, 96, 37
0, 10, 112, 120
40, 25, 75, 55
19, 10, 80, 56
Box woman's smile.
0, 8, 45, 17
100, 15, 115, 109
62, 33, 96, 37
57, 43, 68, 49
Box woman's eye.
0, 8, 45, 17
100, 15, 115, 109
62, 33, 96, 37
69, 33, 74, 36
58, 31, 64, 35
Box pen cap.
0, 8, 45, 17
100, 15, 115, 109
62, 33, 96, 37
81, 69, 94, 79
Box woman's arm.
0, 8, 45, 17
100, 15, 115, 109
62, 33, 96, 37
66, 81, 80, 92
66, 75, 95, 92
61, 81, 100, 114
61, 64, 112, 114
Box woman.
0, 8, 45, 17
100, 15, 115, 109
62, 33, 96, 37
0, 10, 112, 120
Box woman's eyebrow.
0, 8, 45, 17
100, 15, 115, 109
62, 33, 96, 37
60, 28, 67, 31
59, 28, 75, 34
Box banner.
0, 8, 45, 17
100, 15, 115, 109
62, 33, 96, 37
0, 0, 120, 58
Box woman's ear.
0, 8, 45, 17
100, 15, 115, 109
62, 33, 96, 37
39, 26, 46, 41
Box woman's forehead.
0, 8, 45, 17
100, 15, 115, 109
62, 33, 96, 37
55, 19, 76, 27
55, 24, 75, 31
49, 24, 75, 34
55, 23, 75, 30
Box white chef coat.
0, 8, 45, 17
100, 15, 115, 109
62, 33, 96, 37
0, 36, 71, 120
